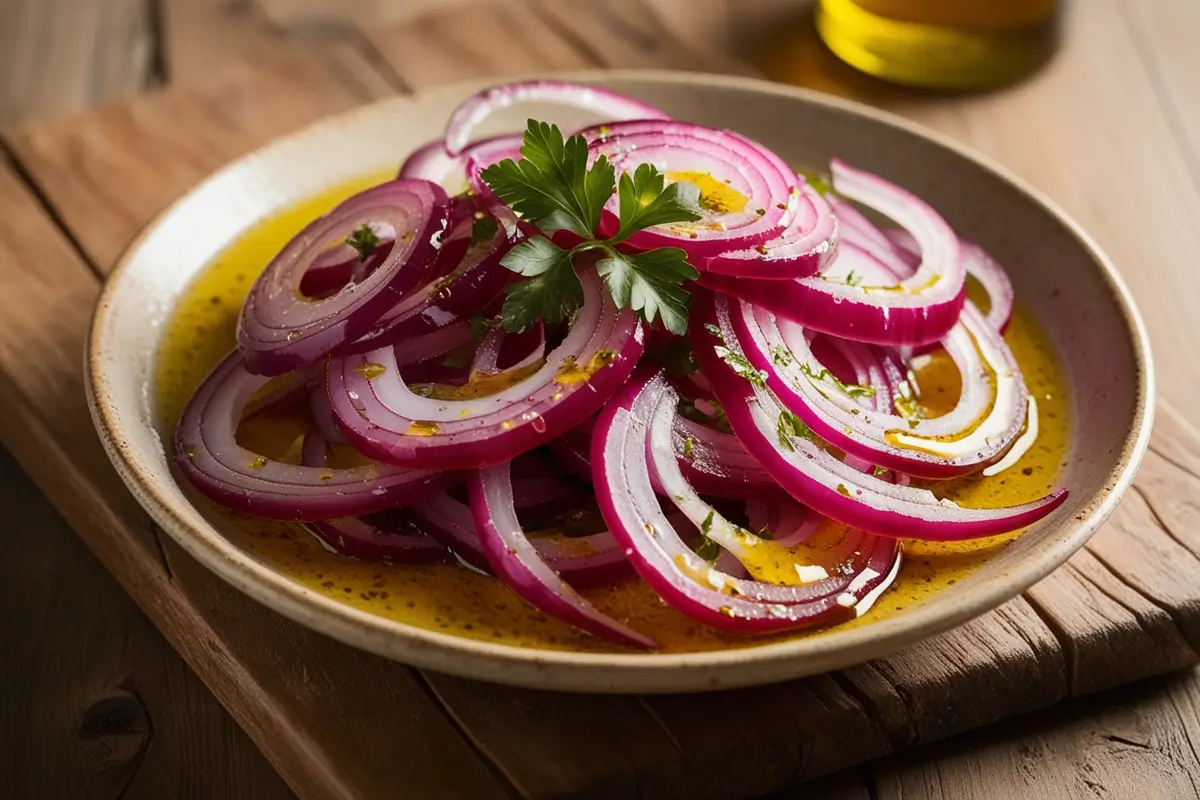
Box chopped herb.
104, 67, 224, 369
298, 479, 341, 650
872, 465, 888, 477
715, 345, 768, 386
755, 526, 774, 541
796, 166, 835, 197
843, 270, 860, 287
695, 534, 720, 562
468, 314, 499, 340
893, 390, 924, 421
777, 409, 812, 451
470, 215, 499, 248
771, 344, 793, 367
682, 437, 695, 459
704, 322, 724, 341
799, 363, 875, 399
345, 224, 381, 262
701, 510, 715, 534
481, 121, 702, 333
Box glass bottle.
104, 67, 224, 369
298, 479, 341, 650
815, 0, 1059, 90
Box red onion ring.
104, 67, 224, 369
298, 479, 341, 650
340, 207, 515, 354
885, 228, 1014, 333
328, 269, 644, 470
583, 120, 798, 258
445, 80, 669, 156
412, 485, 631, 588
298, 427, 449, 562
238, 180, 452, 375
174, 353, 452, 521
702, 183, 839, 279
731, 294, 1029, 478
700, 160, 966, 347
469, 463, 656, 648
691, 291, 1067, 540
592, 370, 901, 632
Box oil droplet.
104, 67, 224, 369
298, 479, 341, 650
665, 171, 749, 214
286, 330, 304, 342
184, 444, 197, 461
522, 411, 547, 433
499, 420, 515, 431
319, 471, 334, 481
355, 362, 386, 380
406, 421, 439, 436
371, 487, 387, 496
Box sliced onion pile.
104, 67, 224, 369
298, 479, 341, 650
174, 80, 1068, 649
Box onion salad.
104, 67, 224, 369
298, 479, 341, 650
172, 80, 1068, 649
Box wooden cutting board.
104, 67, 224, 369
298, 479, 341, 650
1, 1, 1199, 797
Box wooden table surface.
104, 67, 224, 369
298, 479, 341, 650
3, 1, 1200, 797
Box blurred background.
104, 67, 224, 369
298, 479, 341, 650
0, 0, 1061, 127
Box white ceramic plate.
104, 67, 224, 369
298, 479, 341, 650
86, 71, 1153, 693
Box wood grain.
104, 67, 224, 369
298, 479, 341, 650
159, 0, 396, 94
0, 0, 158, 126
0, 0, 1199, 797
0, 446, 292, 800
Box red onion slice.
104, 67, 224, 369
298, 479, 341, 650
582, 120, 798, 258
691, 292, 1067, 540
445, 80, 669, 156
413, 486, 631, 588
341, 207, 515, 354
730, 292, 1029, 478
298, 427, 449, 562
469, 463, 656, 648
700, 161, 966, 347
328, 269, 644, 470
239, 180, 452, 375
174, 353, 452, 521
885, 228, 1014, 333
592, 370, 901, 632
703, 183, 839, 279
398, 139, 464, 186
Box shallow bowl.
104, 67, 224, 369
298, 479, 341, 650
86, 71, 1153, 693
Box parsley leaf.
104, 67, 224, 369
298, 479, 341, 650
345, 224, 381, 262
596, 247, 697, 335
498, 238, 582, 332
481, 120, 705, 333
613, 163, 701, 241
480, 120, 610, 238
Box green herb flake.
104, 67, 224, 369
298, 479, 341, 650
682, 437, 695, 459
771, 344, 793, 367
776, 409, 812, 451
799, 363, 875, 399
715, 345, 768, 387
695, 534, 720, 562
345, 224, 381, 262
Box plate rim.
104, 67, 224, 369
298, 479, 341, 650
85, 68, 1156, 693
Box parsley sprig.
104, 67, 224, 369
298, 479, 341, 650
482, 120, 702, 334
